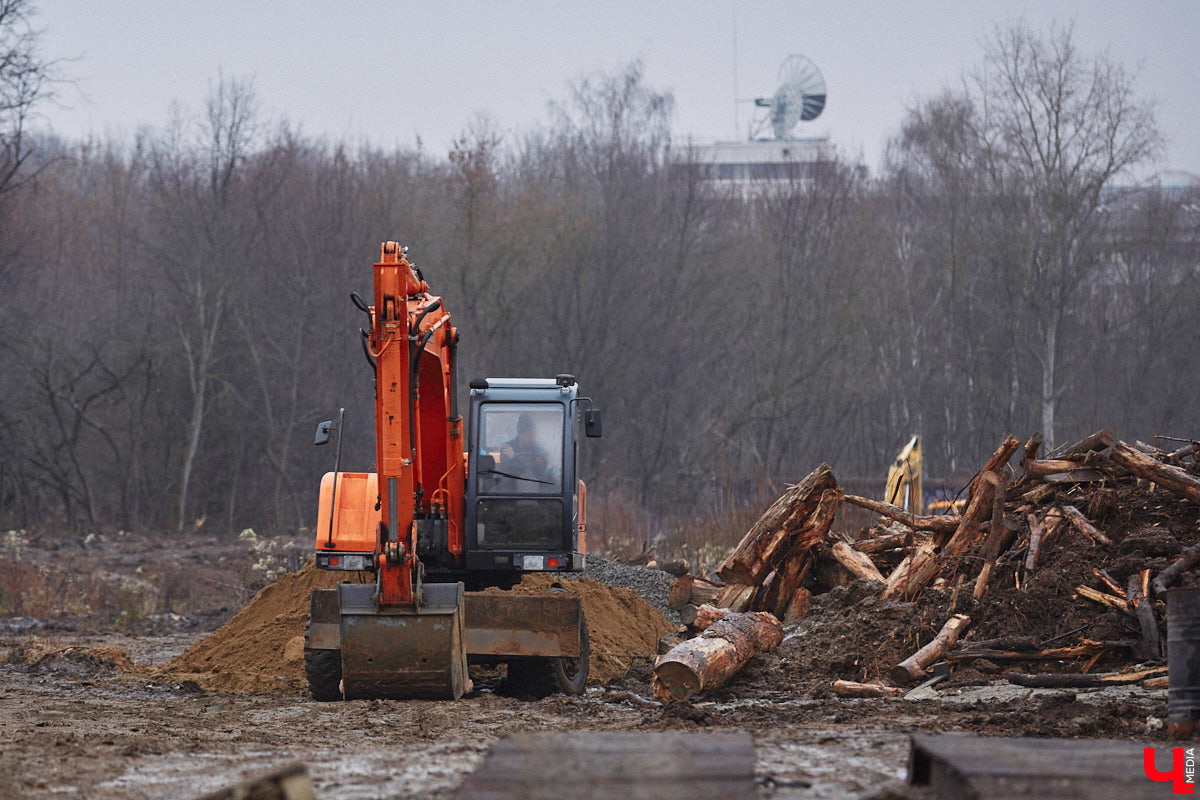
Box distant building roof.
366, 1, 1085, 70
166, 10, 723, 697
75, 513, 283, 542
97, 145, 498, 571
670, 137, 836, 187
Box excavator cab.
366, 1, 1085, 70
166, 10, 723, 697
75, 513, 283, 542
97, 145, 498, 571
458, 375, 599, 580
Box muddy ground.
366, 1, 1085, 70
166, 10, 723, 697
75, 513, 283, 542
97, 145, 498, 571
0, 629, 1170, 799
0, 529, 1176, 799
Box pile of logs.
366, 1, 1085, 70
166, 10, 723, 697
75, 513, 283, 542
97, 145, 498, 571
662, 429, 1200, 695
840, 431, 1200, 607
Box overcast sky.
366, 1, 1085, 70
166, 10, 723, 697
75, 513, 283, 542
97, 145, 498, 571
33, 1, 1200, 178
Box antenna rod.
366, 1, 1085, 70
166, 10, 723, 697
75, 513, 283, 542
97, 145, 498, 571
732, 8, 739, 139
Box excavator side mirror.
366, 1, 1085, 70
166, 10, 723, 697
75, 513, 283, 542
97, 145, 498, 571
584, 409, 603, 438
314, 420, 333, 446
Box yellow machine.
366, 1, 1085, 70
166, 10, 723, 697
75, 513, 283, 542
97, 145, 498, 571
885, 435, 922, 513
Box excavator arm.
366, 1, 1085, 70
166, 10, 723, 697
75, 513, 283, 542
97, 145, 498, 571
367, 241, 463, 608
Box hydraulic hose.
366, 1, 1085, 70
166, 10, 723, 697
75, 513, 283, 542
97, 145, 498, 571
408, 327, 435, 504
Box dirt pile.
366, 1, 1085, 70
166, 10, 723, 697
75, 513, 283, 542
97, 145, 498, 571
166, 562, 673, 693
503, 573, 676, 683
164, 561, 364, 693
4, 641, 144, 679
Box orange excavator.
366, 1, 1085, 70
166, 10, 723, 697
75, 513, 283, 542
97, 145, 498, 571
304, 242, 602, 700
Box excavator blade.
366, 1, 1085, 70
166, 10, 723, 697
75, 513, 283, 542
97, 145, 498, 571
463, 591, 582, 658
337, 582, 470, 700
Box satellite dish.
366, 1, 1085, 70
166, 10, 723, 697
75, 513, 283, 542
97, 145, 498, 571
751, 55, 826, 140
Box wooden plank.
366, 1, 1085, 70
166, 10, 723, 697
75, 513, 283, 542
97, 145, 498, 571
195, 763, 315, 800
456, 732, 756, 800
909, 734, 1176, 799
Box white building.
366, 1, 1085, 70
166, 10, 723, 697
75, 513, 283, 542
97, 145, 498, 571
672, 137, 837, 192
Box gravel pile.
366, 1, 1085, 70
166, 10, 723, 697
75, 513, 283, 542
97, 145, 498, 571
573, 555, 680, 624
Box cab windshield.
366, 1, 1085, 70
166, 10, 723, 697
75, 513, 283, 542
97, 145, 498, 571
477, 403, 563, 495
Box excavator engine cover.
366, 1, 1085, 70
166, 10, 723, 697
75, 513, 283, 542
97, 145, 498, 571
337, 582, 469, 700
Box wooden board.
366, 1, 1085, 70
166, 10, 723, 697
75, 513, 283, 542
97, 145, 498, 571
910, 734, 1176, 799
456, 731, 756, 800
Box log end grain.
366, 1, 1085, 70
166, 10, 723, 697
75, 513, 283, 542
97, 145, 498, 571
651, 661, 702, 702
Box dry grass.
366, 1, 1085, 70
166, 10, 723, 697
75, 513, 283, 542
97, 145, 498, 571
590, 475, 785, 575
589, 473, 889, 576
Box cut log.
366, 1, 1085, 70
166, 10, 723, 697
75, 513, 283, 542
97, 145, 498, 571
949, 638, 1112, 662
1023, 432, 1044, 462
831, 680, 902, 698
680, 603, 729, 631
659, 559, 690, 578
755, 487, 841, 605
1135, 440, 1170, 457
1040, 508, 1067, 550
751, 571, 778, 610
717, 465, 839, 585
1126, 572, 1161, 660
1058, 428, 1115, 460
1022, 458, 1099, 479
841, 494, 959, 536
880, 541, 937, 601
852, 528, 931, 555
1146, 676, 1171, 690
1075, 585, 1134, 616
1152, 541, 1200, 596
971, 529, 1016, 601
829, 541, 885, 584
1017, 483, 1056, 506
1041, 469, 1106, 483
1005, 665, 1166, 689
1109, 441, 1200, 505
781, 587, 811, 623
1093, 568, 1125, 597
673, 575, 724, 612
940, 472, 998, 555
891, 614, 970, 685
714, 583, 755, 613
691, 578, 722, 607
1061, 504, 1111, 546
1025, 513, 1046, 572
968, 436, 1020, 502
972, 472, 1012, 600
954, 636, 1040, 653
669, 576, 695, 611
765, 541, 816, 619
1169, 442, 1198, 461
652, 611, 784, 702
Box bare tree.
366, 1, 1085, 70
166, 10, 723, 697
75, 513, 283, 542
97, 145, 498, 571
146, 75, 262, 531
974, 22, 1162, 445
0, 0, 55, 196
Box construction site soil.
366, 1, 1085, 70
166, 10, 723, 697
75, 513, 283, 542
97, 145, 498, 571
0, 517, 1188, 799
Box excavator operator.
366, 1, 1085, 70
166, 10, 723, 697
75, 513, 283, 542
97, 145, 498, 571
500, 413, 554, 487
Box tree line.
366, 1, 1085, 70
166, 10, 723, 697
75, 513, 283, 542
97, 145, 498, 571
1, 16, 1197, 536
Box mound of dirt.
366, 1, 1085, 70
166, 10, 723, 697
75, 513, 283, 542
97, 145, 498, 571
167, 562, 674, 693
5, 641, 142, 679
500, 573, 676, 683
164, 561, 364, 693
